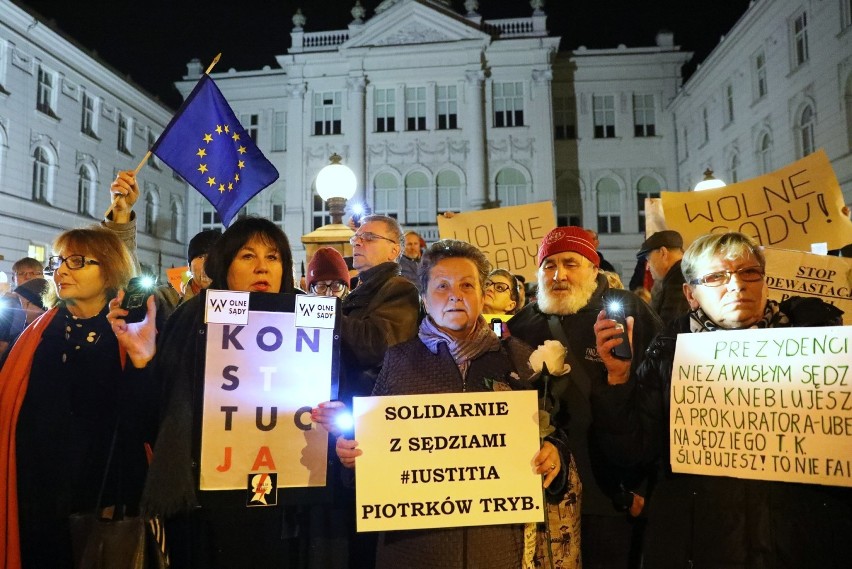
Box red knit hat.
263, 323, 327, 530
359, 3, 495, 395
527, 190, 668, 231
307, 247, 351, 289
536, 226, 600, 267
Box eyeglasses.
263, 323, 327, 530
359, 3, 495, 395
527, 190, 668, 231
349, 232, 397, 246
312, 281, 346, 295
15, 270, 43, 279
485, 281, 512, 294
688, 266, 765, 287
44, 255, 100, 273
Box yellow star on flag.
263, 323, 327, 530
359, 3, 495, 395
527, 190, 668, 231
235, 173, 240, 182
228, 182, 234, 190
218, 184, 226, 193
224, 125, 230, 133
203, 133, 213, 143
215, 125, 223, 134
238, 160, 245, 169
206, 177, 216, 187
232, 133, 240, 142
198, 164, 208, 174
196, 148, 207, 158
237, 145, 247, 154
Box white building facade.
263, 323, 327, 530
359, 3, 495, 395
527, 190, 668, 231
0, 0, 189, 282
669, 0, 852, 205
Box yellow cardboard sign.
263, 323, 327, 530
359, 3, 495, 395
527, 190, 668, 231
437, 202, 555, 281
670, 326, 852, 487
353, 391, 544, 532
661, 150, 852, 250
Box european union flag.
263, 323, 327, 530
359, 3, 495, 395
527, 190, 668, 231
151, 75, 279, 227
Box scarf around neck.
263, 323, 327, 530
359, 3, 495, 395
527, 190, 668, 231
418, 315, 500, 377
689, 299, 789, 333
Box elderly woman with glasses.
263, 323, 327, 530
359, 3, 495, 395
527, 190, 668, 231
0, 226, 160, 568
483, 268, 521, 315
334, 239, 569, 568
591, 232, 851, 568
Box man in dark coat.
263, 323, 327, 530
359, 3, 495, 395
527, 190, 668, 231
509, 226, 662, 569
637, 230, 689, 325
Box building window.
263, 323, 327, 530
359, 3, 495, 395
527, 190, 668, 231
437, 85, 457, 130
792, 11, 809, 67
312, 91, 342, 135
36, 65, 57, 117
405, 87, 427, 131
436, 170, 461, 214
754, 51, 768, 99
596, 177, 621, 234
312, 193, 331, 229
702, 108, 710, 144
143, 188, 159, 235
32, 147, 51, 202
554, 96, 576, 140
27, 243, 46, 263
404, 171, 431, 225
724, 84, 735, 124
271, 203, 284, 225
758, 132, 772, 174
201, 206, 221, 231
241, 113, 259, 141
633, 94, 655, 137
81, 92, 98, 137
271, 111, 287, 151
77, 165, 95, 215
556, 177, 582, 227
729, 153, 740, 184
493, 82, 524, 127
118, 113, 132, 154
147, 131, 161, 169
798, 104, 816, 158
373, 172, 400, 219
636, 176, 660, 233
0, 40, 9, 92
375, 88, 396, 132
682, 127, 689, 159
170, 198, 183, 241
495, 167, 528, 207
593, 95, 616, 138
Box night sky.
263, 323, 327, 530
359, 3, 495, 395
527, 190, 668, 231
17, 0, 752, 109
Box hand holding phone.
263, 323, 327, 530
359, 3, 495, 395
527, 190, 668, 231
606, 300, 632, 360
120, 276, 154, 323
491, 318, 503, 337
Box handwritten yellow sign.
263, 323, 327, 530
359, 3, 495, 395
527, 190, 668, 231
353, 391, 544, 532
670, 326, 852, 487
437, 202, 555, 281
662, 150, 852, 250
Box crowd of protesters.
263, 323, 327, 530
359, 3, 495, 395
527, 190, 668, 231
0, 170, 850, 569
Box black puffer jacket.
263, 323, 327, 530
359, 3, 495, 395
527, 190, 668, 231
593, 297, 852, 568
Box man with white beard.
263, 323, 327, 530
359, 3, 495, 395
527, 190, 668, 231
509, 226, 661, 569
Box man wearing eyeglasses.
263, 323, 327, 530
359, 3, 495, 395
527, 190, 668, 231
11, 258, 44, 288
636, 230, 689, 325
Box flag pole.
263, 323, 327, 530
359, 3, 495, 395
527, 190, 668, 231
104, 53, 222, 219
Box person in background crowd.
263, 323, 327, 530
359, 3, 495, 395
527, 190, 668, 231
10, 258, 44, 288
307, 246, 351, 299
514, 274, 527, 308
307, 214, 420, 569
114, 216, 300, 569
0, 226, 159, 569
483, 268, 521, 315
602, 271, 625, 290
397, 230, 423, 289
182, 230, 220, 302
637, 230, 689, 325
586, 229, 616, 272
334, 239, 569, 569
592, 232, 852, 568
509, 226, 662, 569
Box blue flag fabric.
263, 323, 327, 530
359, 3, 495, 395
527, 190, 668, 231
151, 75, 279, 227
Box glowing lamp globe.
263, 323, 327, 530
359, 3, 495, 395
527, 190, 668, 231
316, 154, 356, 201
694, 168, 727, 192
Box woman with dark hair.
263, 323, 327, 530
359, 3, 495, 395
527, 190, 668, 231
109, 216, 300, 568
0, 226, 159, 568
334, 239, 570, 568
483, 268, 521, 315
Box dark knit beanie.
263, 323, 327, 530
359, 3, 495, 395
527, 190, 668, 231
13, 277, 48, 310
307, 247, 351, 290
187, 229, 221, 265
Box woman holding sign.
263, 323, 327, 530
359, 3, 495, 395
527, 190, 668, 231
593, 232, 851, 568
334, 239, 569, 568
109, 216, 300, 568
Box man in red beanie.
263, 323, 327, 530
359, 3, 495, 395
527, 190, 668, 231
509, 226, 662, 569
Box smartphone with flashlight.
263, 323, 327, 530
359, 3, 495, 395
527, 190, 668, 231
491, 318, 503, 336
120, 276, 155, 323
606, 300, 632, 360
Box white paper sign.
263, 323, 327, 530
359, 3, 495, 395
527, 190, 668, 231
353, 391, 544, 532
295, 295, 338, 329
204, 289, 251, 324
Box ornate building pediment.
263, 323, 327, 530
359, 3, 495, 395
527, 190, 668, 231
342, 0, 488, 49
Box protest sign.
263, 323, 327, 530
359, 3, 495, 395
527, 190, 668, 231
763, 248, 852, 325
670, 325, 852, 487
200, 298, 339, 491
353, 391, 544, 532
661, 150, 852, 250
166, 265, 189, 293
437, 202, 555, 281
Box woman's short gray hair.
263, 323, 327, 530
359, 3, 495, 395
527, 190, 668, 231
418, 239, 491, 292
681, 232, 766, 284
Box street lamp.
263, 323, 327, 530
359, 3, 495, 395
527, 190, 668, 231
315, 153, 357, 225
693, 168, 727, 191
